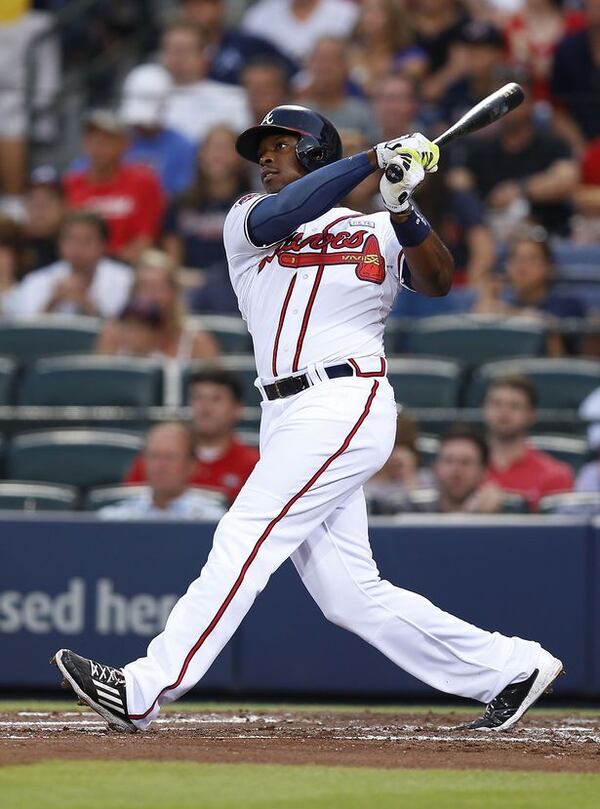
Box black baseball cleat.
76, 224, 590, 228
466, 649, 564, 731
50, 649, 137, 733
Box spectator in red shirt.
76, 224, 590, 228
64, 110, 165, 264
483, 375, 573, 510
124, 369, 259, 503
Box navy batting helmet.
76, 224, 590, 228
235, 105, 342, 172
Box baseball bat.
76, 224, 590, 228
384, 82, 524, 183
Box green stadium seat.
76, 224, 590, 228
539, 492, 600, 515
183, 355, 260, 407
408, 315, 545, 365
187, 315, 252, 354
0, 315, 100, 363
384, 318, 411, 355
20, 356, 163, 407
416, 434, 440, 466
7, 430, 143, 489
84, 484, 228, 512
0, 481, 78, 511
0, 357, 17, 405
529, 435, 589, 472
386, 358, 462, 408
466, 358, 600, 409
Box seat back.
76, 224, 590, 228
0, 357, 17, 405
409, 315, 545, 365
84, 483, 229, 511
0, 481, 78, 511
529, 434, 589, 472
0, 316, 100, 363
466, 358, 600, 408
183, 355, 259, 406
20, 356, 163, 407
7, 430, 143, 489
386, 358, 462, 408
187, 315, 252, 354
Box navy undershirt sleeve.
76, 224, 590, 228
247, 151, 376, 247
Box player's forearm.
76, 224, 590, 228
392, 214, 455, 296
247, 152, 377, 246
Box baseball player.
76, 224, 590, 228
52, 105, 562, 733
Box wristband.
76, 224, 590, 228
390, 206, 431, 247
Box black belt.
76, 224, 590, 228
263, 363, 354, 401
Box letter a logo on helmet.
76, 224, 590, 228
236, 105, 342, 173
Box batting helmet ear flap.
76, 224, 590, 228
236, 105, 342, 172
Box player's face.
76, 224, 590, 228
434, 440, 485, 505
189, 382, 243, 440
484, 386, 535, 441
257, 133, 305, 193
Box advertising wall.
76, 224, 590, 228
1, 516, 597, 696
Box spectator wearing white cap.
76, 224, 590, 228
119, 64, 197, 198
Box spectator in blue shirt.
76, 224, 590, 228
119, 64, 197, 198
473, 233, 585, 355
179, 0, 296, 84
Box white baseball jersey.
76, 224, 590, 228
124, 190, 543, 731
223, 194, 412, 381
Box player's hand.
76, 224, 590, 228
379, 153, 425, 213
374, 132, 439, 173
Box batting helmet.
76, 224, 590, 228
235, 105, 342, 172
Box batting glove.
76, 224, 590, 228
379, 153, 425, 213
374, 132, 439, 173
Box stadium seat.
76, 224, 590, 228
0, 357, 17, 405
183, 355, 260, 406
0, 481, 78, 511
416, 434, 440, 466
466, 358, 600, 409
0, 316, 100, 363
84, 483, 228, 511
386, 358, 462, 408
408, 315, 545, 365
7, 430, 143, 489
529, 435, 590, 472
539, 492, 600, 516
384, 318, 411, 354
20, 356, 163, 407
187, 315, 252, 354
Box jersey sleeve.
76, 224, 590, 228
223, 193, 271, 262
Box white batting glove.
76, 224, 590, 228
379, 153, 425, 213
374, 132, 439, 173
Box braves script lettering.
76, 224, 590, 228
258, 230, 385, 284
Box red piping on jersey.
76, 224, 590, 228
291, 214, 358, 373
348, 357, 387, 378
128, 379, 380, 722
272, 274, 297, 376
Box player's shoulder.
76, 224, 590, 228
225, 192, 267, 230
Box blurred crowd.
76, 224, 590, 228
0, 0, 599, 517
0, 0, 599, 326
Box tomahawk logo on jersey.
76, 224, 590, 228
223, 195, 412, 382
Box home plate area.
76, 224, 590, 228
2, 709, 600, 772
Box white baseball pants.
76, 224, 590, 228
124, 375, 540, 729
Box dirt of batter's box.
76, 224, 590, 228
1, 710, 600, 772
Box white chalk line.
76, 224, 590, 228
2, 715, 600, 746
